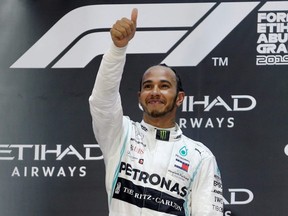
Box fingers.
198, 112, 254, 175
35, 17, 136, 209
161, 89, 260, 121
111, 18, 134, 39
131, 8, 138, 26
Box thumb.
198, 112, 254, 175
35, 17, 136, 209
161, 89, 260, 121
131, 8, 138, 25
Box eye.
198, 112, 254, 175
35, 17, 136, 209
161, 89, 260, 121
161, 84, 170, 89
143, 84, 152, 89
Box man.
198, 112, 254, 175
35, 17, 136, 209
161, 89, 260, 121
89, 8, 223, 216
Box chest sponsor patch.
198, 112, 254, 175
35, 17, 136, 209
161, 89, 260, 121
113, 177, 185, 216
156, 129, 170, 141
174, 158, 189, 172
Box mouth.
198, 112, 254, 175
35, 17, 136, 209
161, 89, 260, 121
147, 99, 164, 105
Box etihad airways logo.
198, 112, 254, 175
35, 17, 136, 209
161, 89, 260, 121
0, 144, 103, 160
0, 144, 103, 178
179, 95, 257, 129
10, 2, 264, 69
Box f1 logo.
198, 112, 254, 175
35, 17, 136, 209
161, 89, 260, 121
11, 2, 264, 69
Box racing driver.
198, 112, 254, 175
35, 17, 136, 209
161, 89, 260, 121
89, 8, 223, 216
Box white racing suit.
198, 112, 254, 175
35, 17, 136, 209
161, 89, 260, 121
89, 44, 223, 216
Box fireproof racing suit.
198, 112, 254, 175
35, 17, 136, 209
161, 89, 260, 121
89, 44, 223, 216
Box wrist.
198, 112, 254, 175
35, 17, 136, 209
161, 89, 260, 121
110, 43, 128, 55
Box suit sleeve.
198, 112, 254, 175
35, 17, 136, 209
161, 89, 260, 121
191, 156, 223, 216
89, 44, 127, 159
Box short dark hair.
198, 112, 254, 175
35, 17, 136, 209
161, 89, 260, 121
139, 64, 184, 93
160, 63, 184, 92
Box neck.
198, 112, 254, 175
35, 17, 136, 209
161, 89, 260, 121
143, 115, 176, 128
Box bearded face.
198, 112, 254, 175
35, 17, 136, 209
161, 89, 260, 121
138, 66, 184, 122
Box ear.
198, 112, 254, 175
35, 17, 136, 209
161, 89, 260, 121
176, 91, 185, 107
138, 91, 144, 111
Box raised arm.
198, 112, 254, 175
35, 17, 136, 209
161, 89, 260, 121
89, 9, 138, 158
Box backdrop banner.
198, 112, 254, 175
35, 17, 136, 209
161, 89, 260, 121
1, 0, 288, 215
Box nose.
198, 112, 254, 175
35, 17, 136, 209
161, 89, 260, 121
151, 85, 160, 96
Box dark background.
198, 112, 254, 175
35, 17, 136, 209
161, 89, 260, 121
1, 0, 288, 215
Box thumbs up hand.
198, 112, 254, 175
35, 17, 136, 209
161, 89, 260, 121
110, 8, 138, 47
